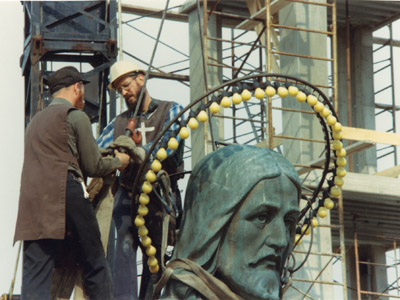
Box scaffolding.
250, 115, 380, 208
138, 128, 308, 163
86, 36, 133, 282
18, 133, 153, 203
117, 1, 400, 299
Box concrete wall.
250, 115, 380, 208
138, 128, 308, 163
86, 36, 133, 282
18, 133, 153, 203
186, 3, 223, 167
337, 25, 377, 174
278, 1, 334, 299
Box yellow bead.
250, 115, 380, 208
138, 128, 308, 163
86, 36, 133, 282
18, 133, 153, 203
209, 102, 220, 114
151, 159, 162, 172
318, 207, 328, 218
334, 176, 344, 187
296, 91, 307, 103
134, 215, 145, 227
336, 157, 347, 167
330, 185, 341, 198
333, 140, 343, 151
139, 193, 150, 205
138, 225, 148, 237
313, 101, 324, 113
241, 89, 252, 101
295, 234, 302, 245
232, 92, 242, 105
179, 126, 189, 139
288, 85, 299, 97
142, 181, 152, 194
312, 217, 318, 228
220, 96, 231, 108
278, 86, 289, 98
332, 122, 342, 132
307, 95, 318, 106
327, 115, 337, 126
337, 167, 347, 177
156, 148, 167, 161
188, 117, 199, 130
167, 137, 179, 150
146, 245, 157, 257
138, 204, 149, 216
197, 110, 208, 123
147, 256, 158, 267
254, 87, 265, 99
141, 235, 152, 247
336, 148, 347, 157
319, 107, 330, 118
265, 86, 276, 97
145, 170, 156, 183
301, 224, 311, 235
324, 197, 334, 210
149, 264, 160, 274
332, 131, 343, 140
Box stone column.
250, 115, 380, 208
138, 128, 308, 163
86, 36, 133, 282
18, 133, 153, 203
278, 1, 334, 299
337, 25, 377, 174
182, 1, 223, 167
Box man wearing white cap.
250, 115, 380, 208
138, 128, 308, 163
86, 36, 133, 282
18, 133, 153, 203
97, 60, 184, 299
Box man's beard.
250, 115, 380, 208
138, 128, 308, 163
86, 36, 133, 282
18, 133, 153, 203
125, 97, 137, 112
125, 89, 145, 112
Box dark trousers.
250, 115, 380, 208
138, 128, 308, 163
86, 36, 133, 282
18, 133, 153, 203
111, 186, 139, 300
21, 173, 113, 300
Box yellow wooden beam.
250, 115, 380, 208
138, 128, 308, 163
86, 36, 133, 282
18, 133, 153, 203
374, 165, 400, 178
296, 140, 375, 176
342, 126, 400, 146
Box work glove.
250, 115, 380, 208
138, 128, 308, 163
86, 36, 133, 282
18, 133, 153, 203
112, 135, 146, 164
99, 147, 113, 157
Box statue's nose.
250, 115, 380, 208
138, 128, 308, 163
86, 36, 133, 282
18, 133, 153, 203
265, 218, 288, 251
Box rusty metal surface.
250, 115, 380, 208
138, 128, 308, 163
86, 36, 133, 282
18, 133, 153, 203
22, 1, 118, 128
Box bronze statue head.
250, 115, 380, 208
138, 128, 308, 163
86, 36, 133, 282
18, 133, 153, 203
161, 144, 301, 300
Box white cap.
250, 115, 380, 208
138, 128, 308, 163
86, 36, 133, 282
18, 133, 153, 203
108, 60, 146, 90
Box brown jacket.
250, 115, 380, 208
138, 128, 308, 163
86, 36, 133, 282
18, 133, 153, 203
14, 104, 78, 242
14, 99, 121, 243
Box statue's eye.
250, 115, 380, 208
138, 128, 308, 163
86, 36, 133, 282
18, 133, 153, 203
256, 212, 271, 224
284, 215, 298, 228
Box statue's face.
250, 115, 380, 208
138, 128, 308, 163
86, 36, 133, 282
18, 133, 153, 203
216, 175, 299, 300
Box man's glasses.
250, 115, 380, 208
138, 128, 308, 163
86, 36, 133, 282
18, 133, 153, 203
117, 76, 136, 95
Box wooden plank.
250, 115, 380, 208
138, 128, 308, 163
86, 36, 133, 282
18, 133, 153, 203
237, 0, 290, 30
374, 165, 400, 178
296, 140, 375, 175
256, 136, 283, 149
301, 170, 400, 205
342, 126, 400, 146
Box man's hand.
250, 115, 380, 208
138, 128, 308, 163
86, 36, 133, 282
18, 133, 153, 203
114, 149, 130, 171
112, 135, 146, 164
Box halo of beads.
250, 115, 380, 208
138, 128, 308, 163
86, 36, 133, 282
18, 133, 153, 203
133, 75, 346, 272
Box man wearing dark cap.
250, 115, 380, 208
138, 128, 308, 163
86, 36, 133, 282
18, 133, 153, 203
14, 66, 131, 300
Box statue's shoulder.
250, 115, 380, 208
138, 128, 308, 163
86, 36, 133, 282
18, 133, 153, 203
160, 275, 206, 300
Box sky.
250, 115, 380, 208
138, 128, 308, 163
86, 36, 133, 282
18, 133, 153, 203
0, 1, 25, 295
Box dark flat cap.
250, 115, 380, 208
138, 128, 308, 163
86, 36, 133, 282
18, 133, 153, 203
48, 66, 90, 94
